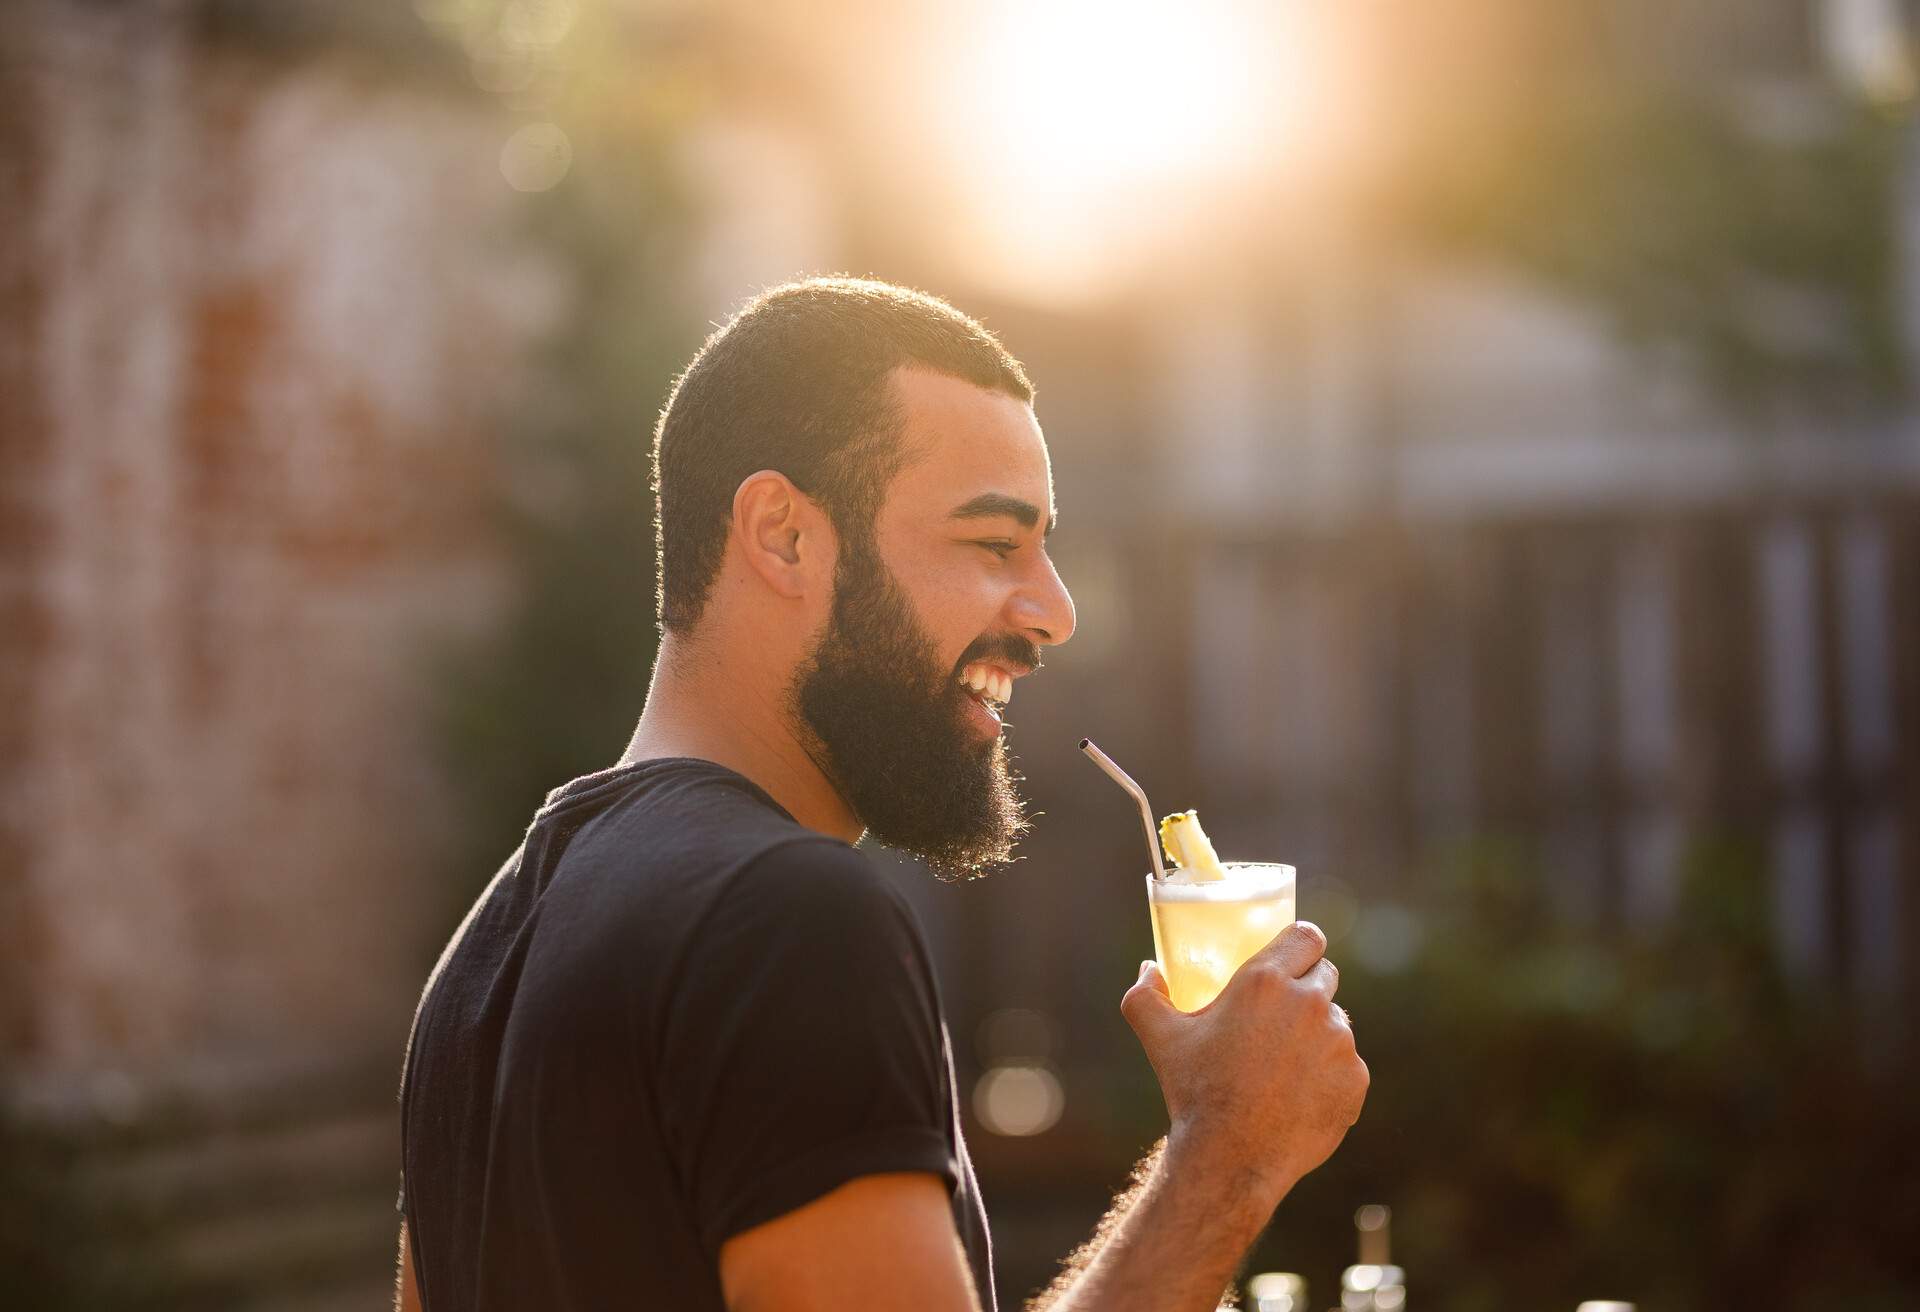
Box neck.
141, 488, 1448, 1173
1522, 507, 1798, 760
617, 632, 864, 844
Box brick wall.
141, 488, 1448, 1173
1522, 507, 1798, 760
2, 4, 554, 1301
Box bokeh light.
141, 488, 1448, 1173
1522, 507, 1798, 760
1349, 904, 1424, 975
500, 121, 573, 191
973, 1064, 1067, 1137
1247, 1271, 1309, 1312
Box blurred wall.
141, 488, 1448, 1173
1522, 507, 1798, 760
1, 2, 550, 1302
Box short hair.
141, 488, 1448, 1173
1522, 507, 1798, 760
651, 277, 1034, 632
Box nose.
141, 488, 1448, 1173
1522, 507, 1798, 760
1012, 552, 1076, 647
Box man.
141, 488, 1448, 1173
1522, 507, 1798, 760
396, 278, 1367, 1311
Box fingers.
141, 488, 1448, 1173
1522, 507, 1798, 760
1300, 956, 1340, 1001
1253, 921, 1329, 979
1121, 960, 1177, 1040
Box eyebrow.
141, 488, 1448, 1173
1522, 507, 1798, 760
948, 492, 1055, 538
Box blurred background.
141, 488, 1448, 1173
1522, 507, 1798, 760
4, 0, 1919, 1307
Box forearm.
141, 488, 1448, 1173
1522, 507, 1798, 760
1028, 1130, 1287, 1312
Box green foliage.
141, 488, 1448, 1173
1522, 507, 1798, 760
1248, 840, 1920, 1311
1378, 0, 1911, 406
426, 143, 703, 924
1405, 96, 1907, 404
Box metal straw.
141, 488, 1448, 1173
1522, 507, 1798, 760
1079, 738, 1167, 881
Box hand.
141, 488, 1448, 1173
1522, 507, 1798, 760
1120, 922, 1368, 1202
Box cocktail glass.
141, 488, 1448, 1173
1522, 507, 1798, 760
1147, 862, 1296, 1013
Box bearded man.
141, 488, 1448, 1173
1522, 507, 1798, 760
395, 278, 1367, 1311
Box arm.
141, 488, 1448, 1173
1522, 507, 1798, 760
394, 1221, 422, 1312
717, 923, 1365, 1312
1025, 1132, 1278, 1312
671, 848, 982, 1311
1034, 923, 1366, 1312
720, 1172, 981, 1312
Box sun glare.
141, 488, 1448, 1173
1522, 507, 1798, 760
937, 0, 1326, 300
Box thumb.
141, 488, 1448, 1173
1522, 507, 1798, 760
1251, 920, 1329, 979
1121, 959, 1178, 1038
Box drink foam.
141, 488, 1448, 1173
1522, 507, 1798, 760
1150, 862, 1294, 901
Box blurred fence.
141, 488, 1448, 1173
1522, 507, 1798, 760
1168, 501, 1917, 1017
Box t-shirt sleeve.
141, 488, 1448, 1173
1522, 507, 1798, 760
653, 839, 958, 1253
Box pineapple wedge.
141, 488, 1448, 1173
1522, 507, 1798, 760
1158, 810, 1228, 882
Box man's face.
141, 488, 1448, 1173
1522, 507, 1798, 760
791, 368, 1076, 879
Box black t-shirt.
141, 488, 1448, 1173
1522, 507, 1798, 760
399, 759, 995, 1310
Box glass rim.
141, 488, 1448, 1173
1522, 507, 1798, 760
1144, 862, 1295, 898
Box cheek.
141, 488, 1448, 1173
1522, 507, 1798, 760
905, 563, 1007, 652
875, 529, 1011, 649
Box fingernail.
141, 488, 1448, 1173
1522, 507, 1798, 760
1138, 960, 1154, 981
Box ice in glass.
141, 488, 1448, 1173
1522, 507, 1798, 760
1148, 863, 1296, 1012
1148, 810, 1295, 1012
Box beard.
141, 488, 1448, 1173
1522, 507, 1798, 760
789, 538, 1034, 881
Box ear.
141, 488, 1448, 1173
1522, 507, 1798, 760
731, 470, 834, 601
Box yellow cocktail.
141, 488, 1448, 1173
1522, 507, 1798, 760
1147, 862, 1296, 1012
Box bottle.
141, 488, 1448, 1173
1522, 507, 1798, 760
1339, 1205, 1405, 1311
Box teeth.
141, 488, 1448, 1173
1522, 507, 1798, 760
959, 663, 1013, 707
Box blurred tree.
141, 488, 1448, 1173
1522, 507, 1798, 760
424, 221, 698, 923
419, 1, 714, 931
1376, 0, 1911, 406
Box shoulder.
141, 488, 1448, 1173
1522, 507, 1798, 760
708, 838, 928, 958
658, 839, 946, 1064
736, 837, 906, 905
559, 762, 843, 890
665, 837, 943, 1024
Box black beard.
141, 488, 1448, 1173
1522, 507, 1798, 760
790, 538, 1029, 881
